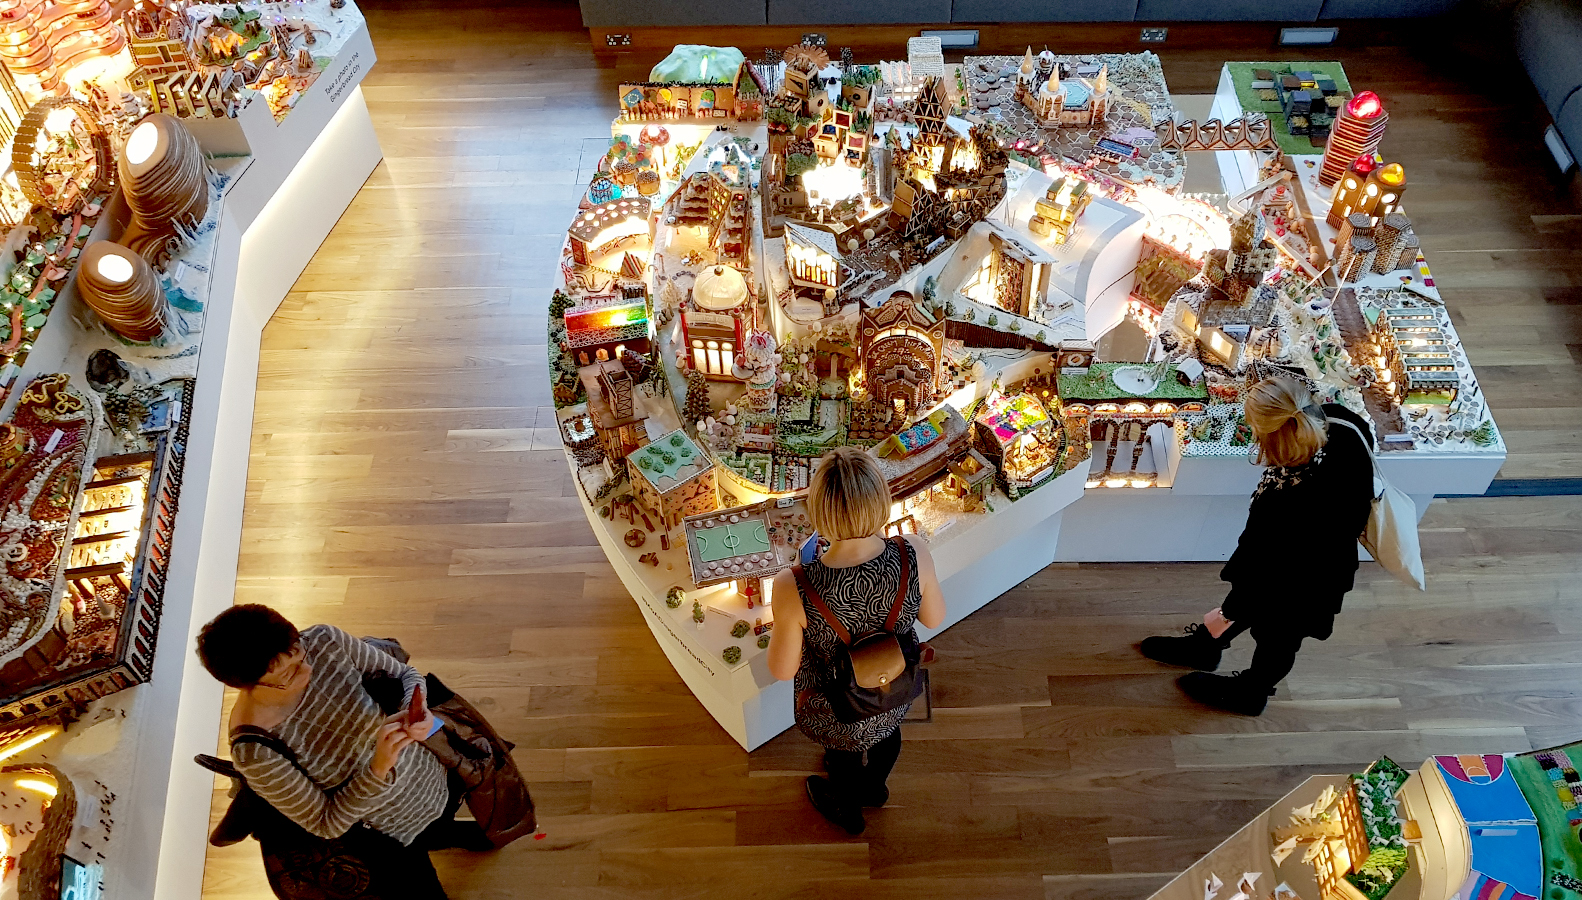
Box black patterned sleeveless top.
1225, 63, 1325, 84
792, 537, 922, 752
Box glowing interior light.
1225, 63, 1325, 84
14, 777, 56, 798
96, 252, 135, 283
1104, 477, 1129, 489
1348, 91, 1383, 119
43, 107, 76, 134
126, 121, 159, 165
0, 725, 60, 762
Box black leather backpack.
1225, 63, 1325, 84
792, 536, 923, 724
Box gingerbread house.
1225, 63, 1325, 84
580, 358, 649, 462
859, 292, 947, 415
683, 265, 752, 380
629, 429, 718, 531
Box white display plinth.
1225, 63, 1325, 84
2, 22, 389, 898
1211, 64, 1263, 199
1055, 446, 1505, 562
577, 450, 1091, 750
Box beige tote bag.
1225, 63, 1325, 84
1329, 417, 1426, 591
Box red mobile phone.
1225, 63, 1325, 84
407, 683, 425, 726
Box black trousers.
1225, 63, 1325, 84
1216, 619, 1305, 693
263, 823, 447, 900
822, 727, 902, 808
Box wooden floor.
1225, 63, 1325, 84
201, 3, 1582, 898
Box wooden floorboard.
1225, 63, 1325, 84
202, 3, 1582, 898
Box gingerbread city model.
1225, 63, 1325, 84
545, 42, 1504, 745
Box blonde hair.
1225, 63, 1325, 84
1243, 376, 1327, 467
807, 446, 892, 541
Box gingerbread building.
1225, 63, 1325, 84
859, 292, 948, 414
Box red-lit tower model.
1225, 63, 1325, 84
1318, 91, 1388, 188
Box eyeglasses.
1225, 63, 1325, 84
256, 644, 306, 690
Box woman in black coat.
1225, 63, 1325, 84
1140, 376, 1375, 715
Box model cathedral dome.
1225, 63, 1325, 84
1014, 48, 1109, 128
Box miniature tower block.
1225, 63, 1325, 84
580, 358, 649, 462
913, 75, 949, 139
628, 429, 719, 531
1319, 91, 1387, 188
1226, 211, 1281, 280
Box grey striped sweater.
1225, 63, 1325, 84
231, 625, 448, 845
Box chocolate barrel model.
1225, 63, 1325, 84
117, 115, 210, 265
76, 242, 168, 341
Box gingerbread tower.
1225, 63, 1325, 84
1319, 91, 1388, 188
1327, 155, 1375, 227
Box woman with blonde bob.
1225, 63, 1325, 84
768, 446, 946, 834
1140, 376, 1374, 715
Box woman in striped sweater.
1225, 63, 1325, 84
198, 605, 487, 896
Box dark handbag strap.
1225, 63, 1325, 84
883, 536, 910, 633
195, 753, 240, 779
791, 536, 912, 645
231, 725, 303, 769
791, 563, 849, 644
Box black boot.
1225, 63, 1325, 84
861, 785, 889, 808
806, 776, 865, 834
1141, 623, 1223, 671
1177, 671, 1272, 716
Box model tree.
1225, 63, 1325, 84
549, 289, 575, 320
785, 152, 818, 180
683, 369, 712, 428
1469, 419, 1496, 447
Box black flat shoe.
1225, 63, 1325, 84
1141, 622, 1223, 671
806, 776, 865, 835
861, 786, 889, 808
1177, 671, 1272, 716
420, 819, 495, 851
